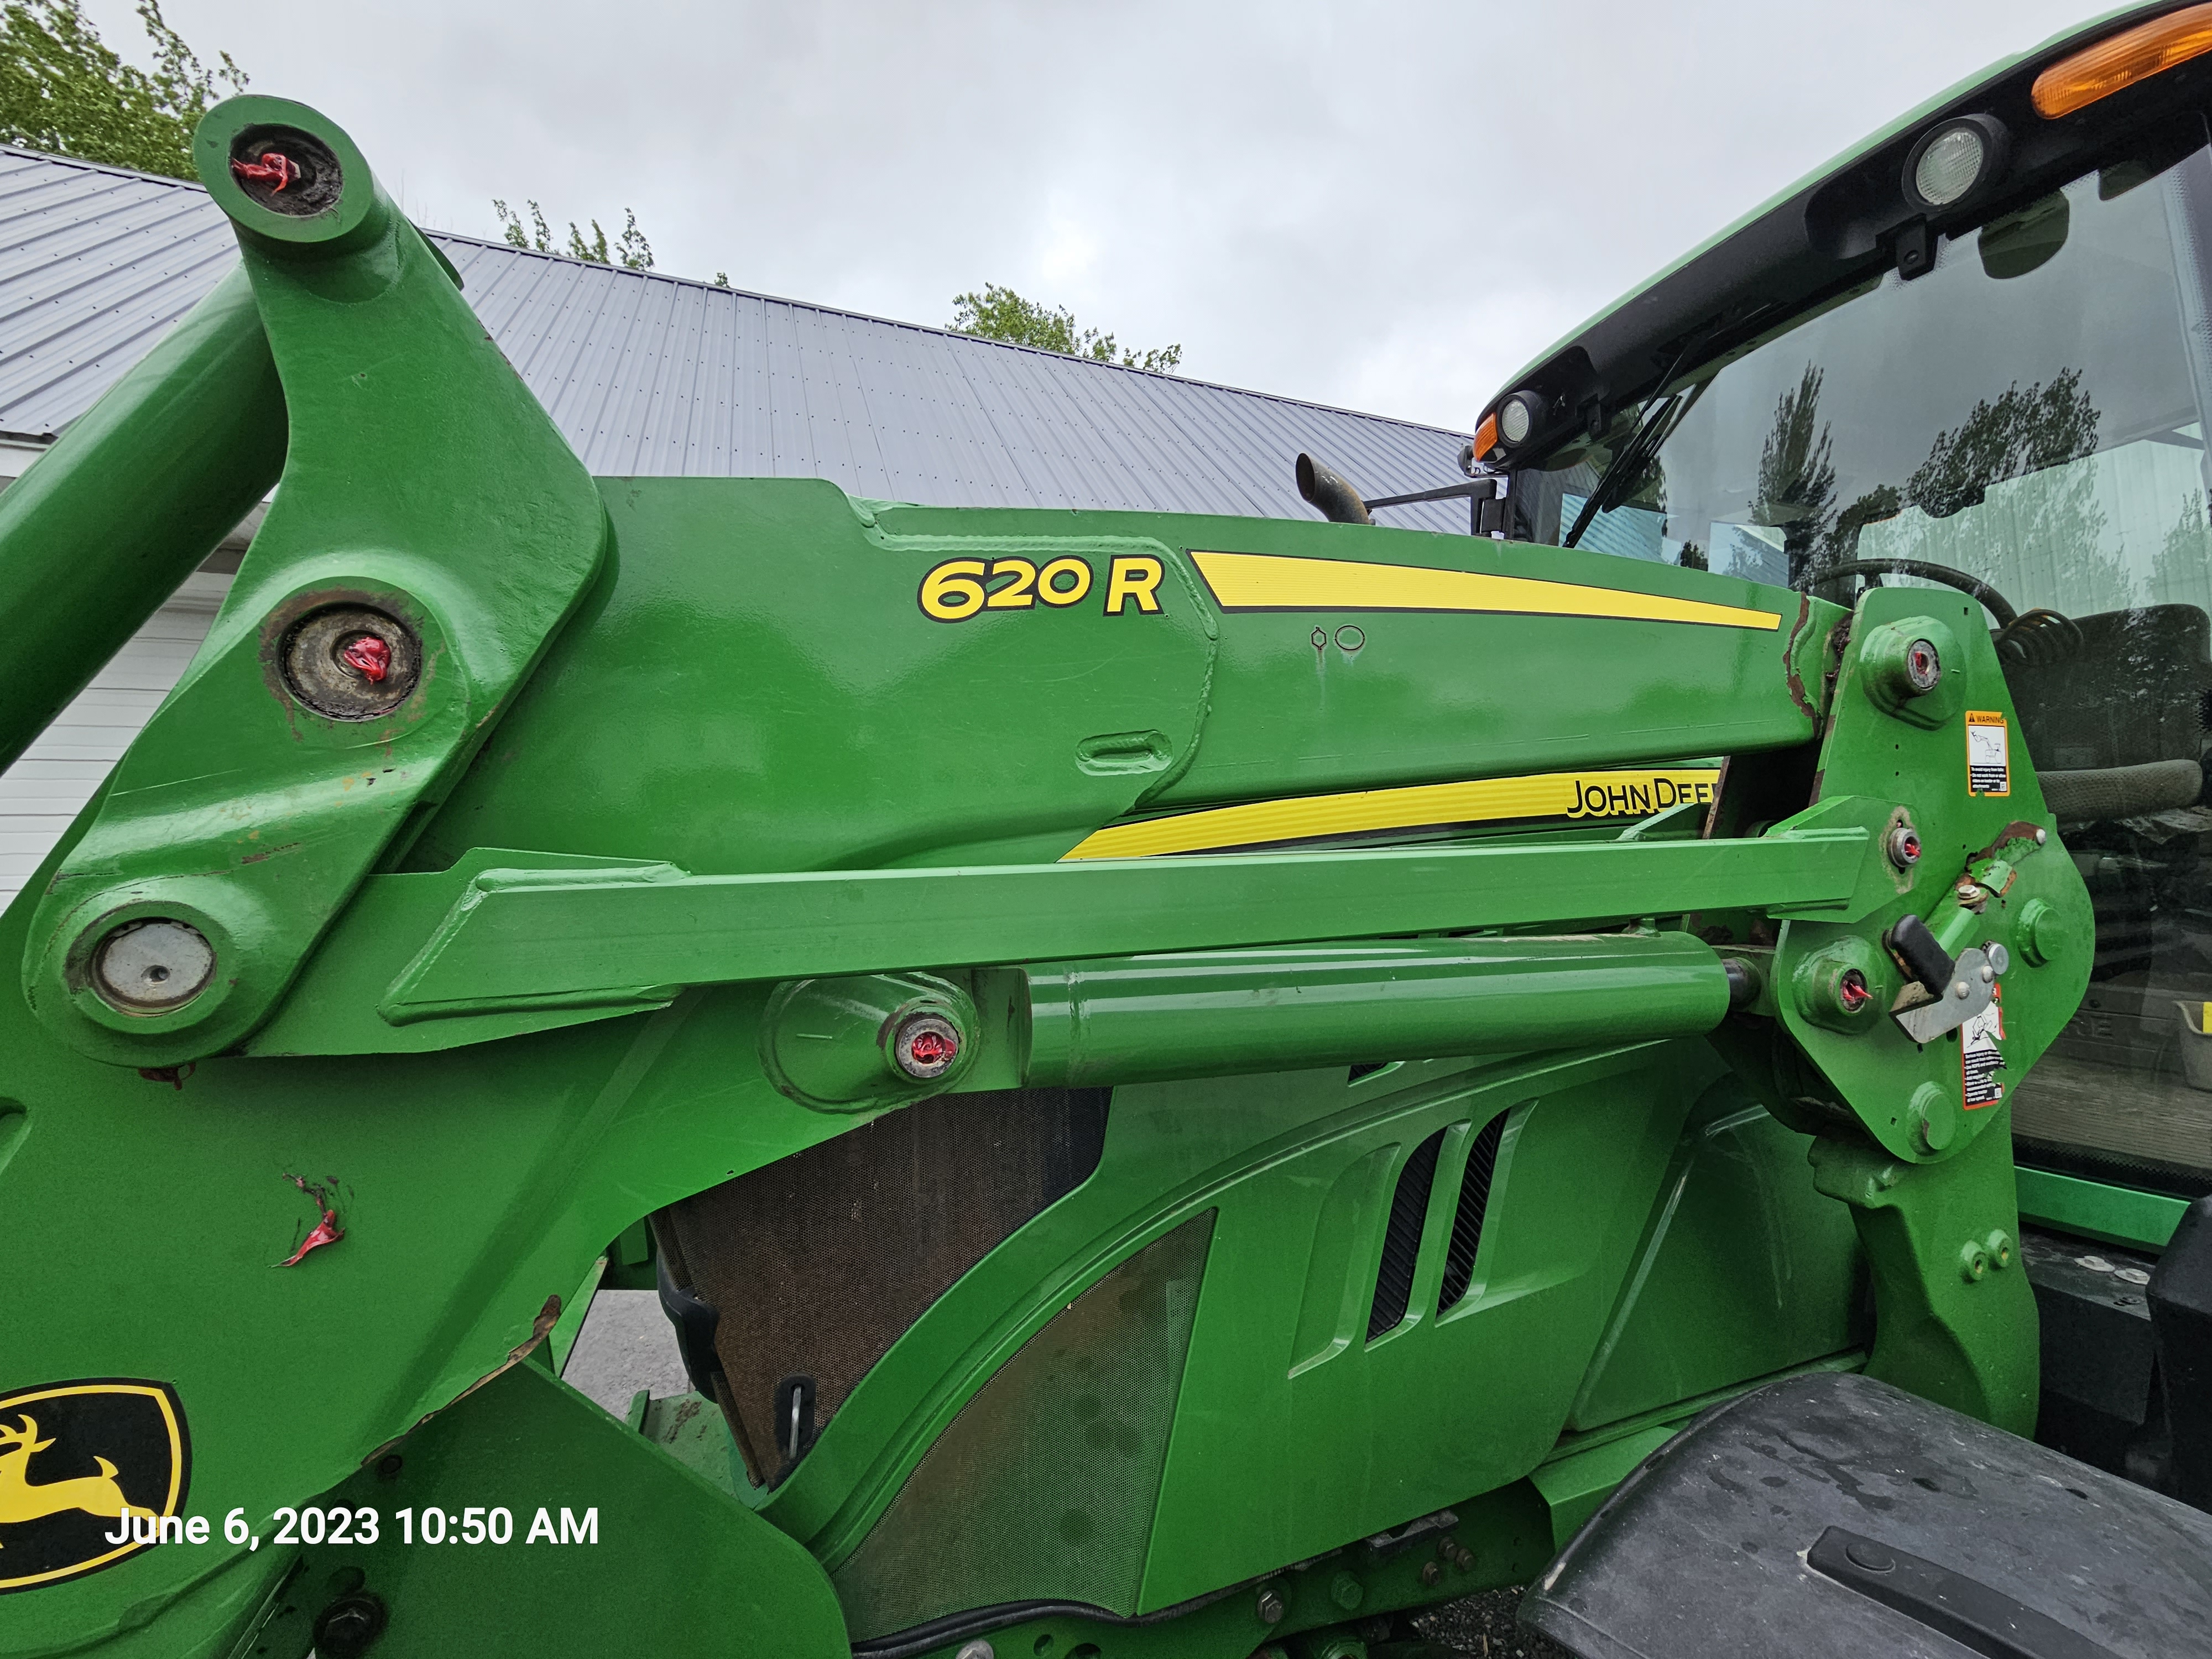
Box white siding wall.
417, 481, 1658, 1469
0, 571, 230, 903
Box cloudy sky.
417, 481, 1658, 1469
86, 0, 2103, 433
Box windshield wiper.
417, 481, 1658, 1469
1562, 338, 1709, 550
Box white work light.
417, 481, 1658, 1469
1499, 393, 1537, 446
1904, 115, 2008, 211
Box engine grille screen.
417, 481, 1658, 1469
655, 1085, 1109, 1484
830, 1210, 1215, 1639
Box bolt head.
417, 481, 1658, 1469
1908, 1082, 1957, 1154
310, 1592, 388, 1659
954, 1642, 996, 1659
1256, 1587, 1286, 1625
91, 919, 214, 1014
1419, 1560, 1442, 1587
1887, 826, 1922, 868
1985, 942, 2010, 974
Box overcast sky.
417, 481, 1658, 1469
84, 0, 2104, 433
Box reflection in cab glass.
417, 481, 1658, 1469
1519, 133, 2212, 1197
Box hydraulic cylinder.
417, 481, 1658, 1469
1022, 932, 1732, 1086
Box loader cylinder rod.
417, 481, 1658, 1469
0, 263, 284, 772
1022, 932, 1732, 1087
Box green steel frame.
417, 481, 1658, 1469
0, 73, 2129, 1659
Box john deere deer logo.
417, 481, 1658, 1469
0, 1415, 129, 1527
0, 1380, 187, 1594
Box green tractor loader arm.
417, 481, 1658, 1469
0, 93, 2099, 1659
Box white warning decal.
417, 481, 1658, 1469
1966, 710, 2011, 798
1963, 984, 2005, 1108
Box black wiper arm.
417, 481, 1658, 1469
1561, 336, 1708, 550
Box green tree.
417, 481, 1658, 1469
493, 198, 654, 272
2150, 490, 2211, 614
1902, 371, 2099, 519
951, 282, 1181, 373
1859, 370, 2127, 614
1750, 363, 1839, 585
0, 0, 245, 181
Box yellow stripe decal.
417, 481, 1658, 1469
1063, 769, 1721, 861
1188, 550, 1781, 632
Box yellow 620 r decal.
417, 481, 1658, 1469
919, 555, 1164, 622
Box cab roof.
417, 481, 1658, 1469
1483, 2, 2211, 461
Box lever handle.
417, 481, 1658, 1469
1887, 912, 1957, 998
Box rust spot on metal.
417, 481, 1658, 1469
359, 1292, 566, 1467
1782, 592, 1818, 726
507, 1295, 564, 1363
1969, 820, 2046, 865
138, 1062, 195, 1090
1699, 757, 1733, 839
276, 1172, 345, 1266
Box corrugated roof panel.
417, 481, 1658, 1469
0, 145, 1475, 526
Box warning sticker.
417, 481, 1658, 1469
1966, 710, 2011, 797
1963, 984, 2005, 1108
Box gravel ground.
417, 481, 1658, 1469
1410, 1588, 1575, 1658
560, 1288, 691, 1416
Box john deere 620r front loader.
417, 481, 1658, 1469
9, 7, 2212, 1657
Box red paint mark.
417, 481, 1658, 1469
138, 1063, 195, 1090
1838, 969, 1871, 1014
907, 1028, 958, 1067
276, 1172, 345, 1266
341, 635, 391, 682
231, 152, 296, 191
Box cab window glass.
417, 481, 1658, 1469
1521, 134, 2212, 1196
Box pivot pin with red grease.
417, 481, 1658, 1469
231, 152, 297, 191
1792, 942, 1887, 1034
1904, 638, 1942, 693
340, 634, 392, 682
1837, 968, 1872, 1013
280, 604, 419, 719
891, 1012, 963, 1081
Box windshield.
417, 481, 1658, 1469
1518, 127, 2212, 1199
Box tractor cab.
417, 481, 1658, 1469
1484, 7, 2212, 1220
1459, 8, 2212, 1648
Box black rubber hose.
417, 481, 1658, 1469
1809, 557, 2018, 629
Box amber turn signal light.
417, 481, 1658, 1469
1473, 410, 1499, 463
2033, 2, 2212, 118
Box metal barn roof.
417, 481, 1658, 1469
0, 146, 1475, 529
